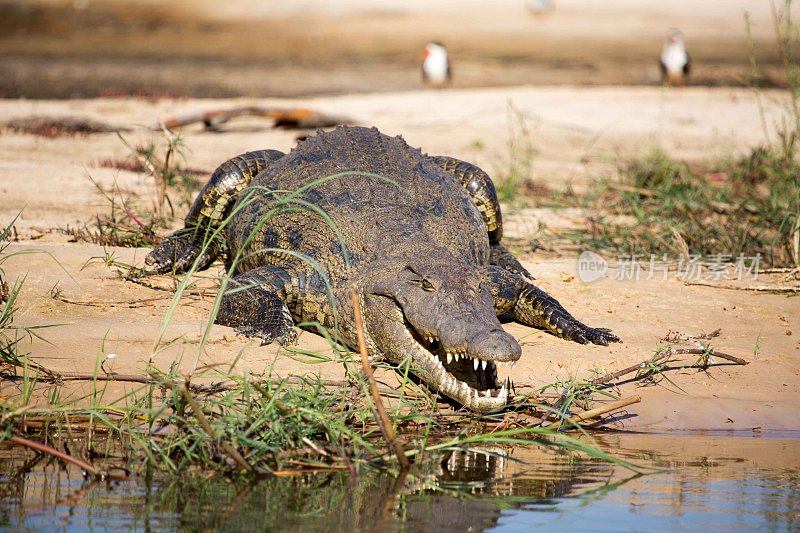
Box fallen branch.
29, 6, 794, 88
588, 346, 748, 387
52, 293, 175, 308
350, 288, 409, 468
545, 396, 641, 429
681, 348, 749, 366
684, 280, 800, 293
156, 106, 352, 131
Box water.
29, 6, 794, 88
1, 432, 798, 531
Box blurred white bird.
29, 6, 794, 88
660, 29, 691, 86
525, 0, 554, 15
420, 42, 451, 88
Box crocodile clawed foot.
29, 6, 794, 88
231, 325, 297, 347
574, 327, 620, 346
276, 328, 299, 347
144, 231, 216, 275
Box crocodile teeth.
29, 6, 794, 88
481, 360, 487, 371
446, 352, 453, 365
511, 362, 516, 371
483, 389, 491, 398
473, 358, 479, 371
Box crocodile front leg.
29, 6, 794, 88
489, 243, 533, 280
485, 266, 620, 345
217, 265, 298, 345
217, 264, 337, 345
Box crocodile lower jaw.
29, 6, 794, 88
393, 312, 511, 413
420, 347, 510, 413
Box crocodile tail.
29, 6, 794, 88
185, 149, 284, 229
428, 155, 503, 244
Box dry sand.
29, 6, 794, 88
1, 86, 799, 432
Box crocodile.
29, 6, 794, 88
145, 126, 619, 413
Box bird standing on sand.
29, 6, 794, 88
421, 42, 451, 88
660, 30, 691, 86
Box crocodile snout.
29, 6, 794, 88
468, 328, 521, 362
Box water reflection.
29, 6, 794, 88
1, 432, 798, 531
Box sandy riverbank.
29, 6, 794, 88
1, 87, 798, 432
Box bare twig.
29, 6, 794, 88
678, 348, 749, 366
52, 293, 176, 308
350, 288, 409, 468
684, 280, 800, 293
124, 276, 214, 299
588, 346, 748, 387
588, 350, 673, 386
545, 396, 641, 429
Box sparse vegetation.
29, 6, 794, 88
559, 144, 800, 268
494, 102, 538, 205
64, 177, 161, 247
0, 215, 63, 377
116, 129, 202, 218
66, 130, 204, 248
534, 2, 800, 270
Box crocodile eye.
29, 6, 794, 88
421, 279, 435, 292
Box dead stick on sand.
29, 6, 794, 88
350, 289, 410, 468
156, 106, 352, 131
588, 347, 748, 386
545, 396, 641, 430
684, 280, 800, 293
52, 293, 180, 308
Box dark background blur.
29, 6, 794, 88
0, 0, 791, 99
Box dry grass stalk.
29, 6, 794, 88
350, 288, 410, 468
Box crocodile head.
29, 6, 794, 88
358, 256, 521, 413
